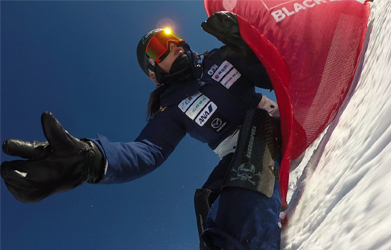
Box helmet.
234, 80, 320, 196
137, 29, 185, 85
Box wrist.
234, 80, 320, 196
83, 140, 105, 183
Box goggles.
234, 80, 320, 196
146, 29, 185, 63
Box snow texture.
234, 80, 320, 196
282, 1, 391, 249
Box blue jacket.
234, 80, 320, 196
92, 44, 272, 184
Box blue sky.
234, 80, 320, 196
1, 2, 275, 249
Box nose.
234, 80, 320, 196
169, 42, 177, 51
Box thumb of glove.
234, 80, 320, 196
41, 111, 84, 157
40, 111, 105, 183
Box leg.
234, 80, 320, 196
196, 158, 282, 250
195, 155, 234, 250
202, 178, 281, 250
199, 109, 282, 249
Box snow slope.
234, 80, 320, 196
282, 1, 391, 249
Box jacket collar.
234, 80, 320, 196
159, 43, 206, 107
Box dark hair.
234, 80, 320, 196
147, 84, 169, 120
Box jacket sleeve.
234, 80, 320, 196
219, 45, 273, 91
202, 12, 273, 90
90, 109, 186, 184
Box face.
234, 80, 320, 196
157, 43, 185, 73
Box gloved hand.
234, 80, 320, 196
1, 111, 105, 203
201, 11, 254, 58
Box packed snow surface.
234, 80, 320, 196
282, 1, 391, 249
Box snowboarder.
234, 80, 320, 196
1, 12, 282, 250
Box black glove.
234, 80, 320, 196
201, 11, 255, 59
1, 111, 105, 203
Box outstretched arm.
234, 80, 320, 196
1, 109, 186, 202
90, 109, 186, 184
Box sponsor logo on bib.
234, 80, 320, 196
196, 102, 217, 126
211, 61, 241, 89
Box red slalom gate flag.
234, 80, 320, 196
204, 0, 370, 208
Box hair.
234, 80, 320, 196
145, 46, 195, 121
146, 63, 168, 120
147, 84, 169, 121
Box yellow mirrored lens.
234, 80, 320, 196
146, 30, 185, 62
